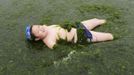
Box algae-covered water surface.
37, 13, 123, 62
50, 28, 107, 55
0, 0, 134, 75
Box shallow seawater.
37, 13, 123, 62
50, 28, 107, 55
0, 0, 134, 75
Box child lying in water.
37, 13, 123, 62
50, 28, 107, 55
26, 18, 114, 49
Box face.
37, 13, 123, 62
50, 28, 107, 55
32, 25, 48, 40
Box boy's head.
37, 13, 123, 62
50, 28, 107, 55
26, 25, 48, 41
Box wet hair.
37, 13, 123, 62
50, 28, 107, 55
30, 25, 36, 41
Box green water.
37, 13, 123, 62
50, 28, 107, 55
0, 0, 134, 75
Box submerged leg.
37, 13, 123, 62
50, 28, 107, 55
90, 31, 114, 42
81, 18, 106, 30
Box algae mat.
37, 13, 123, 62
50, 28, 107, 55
0, 0, 134, 75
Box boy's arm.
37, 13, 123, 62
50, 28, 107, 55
43, 37, 56, 49
67, 28, 77, 43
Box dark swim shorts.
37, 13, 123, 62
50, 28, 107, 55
76, 22, 93, 44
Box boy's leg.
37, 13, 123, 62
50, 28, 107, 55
81, 18, 106, 30
90, 31, 114, 42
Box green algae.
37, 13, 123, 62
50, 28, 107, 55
0, 0, 134, 75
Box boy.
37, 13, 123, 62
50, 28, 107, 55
26, 18, 113, 49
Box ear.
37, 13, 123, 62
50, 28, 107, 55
35, 38, 40, 41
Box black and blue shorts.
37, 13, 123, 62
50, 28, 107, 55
76, 22, 93, 44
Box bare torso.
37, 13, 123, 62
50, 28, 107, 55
43, 25, 77, 49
